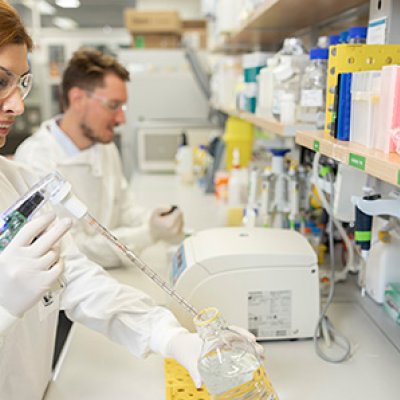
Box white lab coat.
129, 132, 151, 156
15, 117, 154, 268
0, 156, 186, 400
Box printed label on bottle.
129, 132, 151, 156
248, 290, 291, 338
349, 153, 366, 171
300, 89, 323, 107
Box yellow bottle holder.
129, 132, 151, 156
165, 358, 279, 400
325, 44, 400, 136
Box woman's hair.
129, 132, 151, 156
61, 47, 130, 108
0, 0, 33, 50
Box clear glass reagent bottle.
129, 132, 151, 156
193, 307, 275, 400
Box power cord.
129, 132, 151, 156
312, 153, 352, 363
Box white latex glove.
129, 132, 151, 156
165, 327, 264, 389
0, 213, 72, 317
149, 206, 184, 241
165, 332, 203, 388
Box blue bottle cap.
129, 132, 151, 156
339, 31, 349, 43
310, 48, 329, 60
328, 35, 340, 45
348, 26, 367, 40
269, 148, 291, 157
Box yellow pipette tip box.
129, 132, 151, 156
164, 358, 279, 400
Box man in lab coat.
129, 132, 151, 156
15, 48, 184, 269
0, 2, 204, 398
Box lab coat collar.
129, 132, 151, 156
46, 116, 104, 177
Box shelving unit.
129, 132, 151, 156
214, 104, 314, 137
296, 130, 400, 187
217, 0, 368, 49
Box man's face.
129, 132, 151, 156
79, 73, 127, 145
0, 44, 29, 148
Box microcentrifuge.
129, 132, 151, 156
170, 227, 320, 340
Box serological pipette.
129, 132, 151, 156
45, 176, 199, 317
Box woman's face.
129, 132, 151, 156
0, 43, 29, 148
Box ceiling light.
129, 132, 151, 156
55, 0, 81, 8
52, 17, 78, 30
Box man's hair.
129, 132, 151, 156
61, 48, 130, 108
0, 0, 33, 50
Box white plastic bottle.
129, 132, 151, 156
175, 132, 194, 184
227, 148, 247, 226
299, 47, 328, 129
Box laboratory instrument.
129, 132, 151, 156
352, 194, 400, 302
194, 307, 276, 400
171, 227, 320, 340
0, 173, 67, 250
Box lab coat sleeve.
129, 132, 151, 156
60, 233, 187, 357
0, 305, 18, 337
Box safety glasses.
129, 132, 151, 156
85, 91, 127, 113
0, 66, 33, 100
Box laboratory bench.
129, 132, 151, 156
44, 174, 400, 400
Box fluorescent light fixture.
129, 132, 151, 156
55, 0, 81, 8
52, 16, 78, 30
22, 0, 56, 15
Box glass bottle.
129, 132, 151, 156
299, 48, 329, 129
193, 307, 275, 400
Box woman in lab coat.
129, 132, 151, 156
15, 48, 184, 269
0, 2, 202, 398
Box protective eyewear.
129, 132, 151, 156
0, 66, 33, 100
86, 91, 127, 113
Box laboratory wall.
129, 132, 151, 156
135, 0, 202, 19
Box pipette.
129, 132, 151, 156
1, 172, 199, 316
83, 214, 199, 317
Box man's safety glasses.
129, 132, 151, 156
0, 66, 33, 101
86, 91, 127, 113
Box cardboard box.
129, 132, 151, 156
182, 19, 207, 49
131, 33, 181, 49
124, 9, 181, 34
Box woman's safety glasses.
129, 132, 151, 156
0, 66, 33, 101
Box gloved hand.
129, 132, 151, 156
0, 213, 72, 317
149, 206, 184, 242
165, 331, 203, 388
165, 327, 264, 389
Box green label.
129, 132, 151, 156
349, 153, 366, 171
355, 231, 372, 242
398, 170, 400, 186
313, 140, 320, 152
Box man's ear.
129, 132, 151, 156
67, 87, 86, 110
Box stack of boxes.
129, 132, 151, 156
124, 9, 182, 49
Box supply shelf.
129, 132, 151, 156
296, 130, 400, 187
214, 104, 313, 137
216, 0, 368, 50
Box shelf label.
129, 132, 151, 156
313, 140, 320, 152
349, 153, 366, 171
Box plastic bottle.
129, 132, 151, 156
175, 132, 194, 184
272, 38, 307, 122
227, 148, 247, 226
193, 307, 274, 400
348, 26, 367, 44
299, 47, 329, 129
